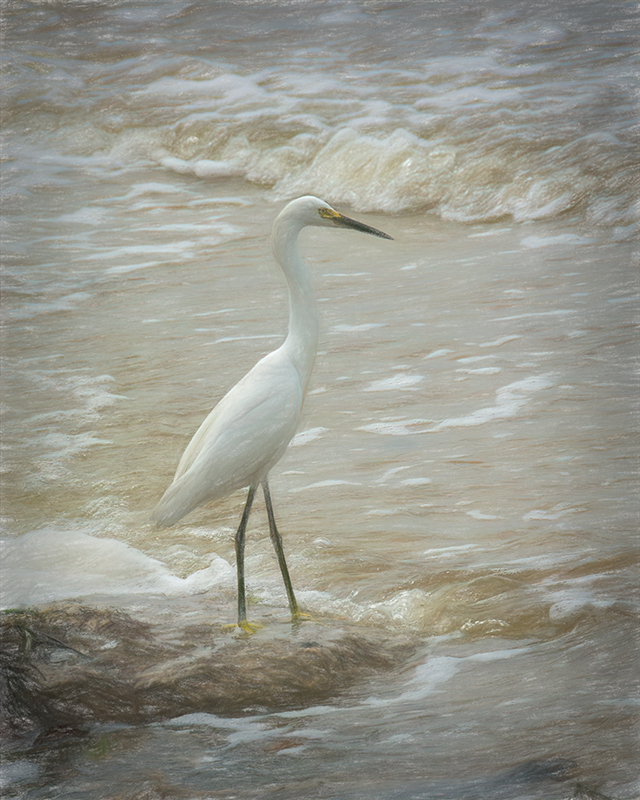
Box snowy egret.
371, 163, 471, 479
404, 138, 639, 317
152, 196, 392, 629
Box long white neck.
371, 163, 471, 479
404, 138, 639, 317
271, 208, 320, 392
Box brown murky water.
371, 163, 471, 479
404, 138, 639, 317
1, 0, 638, 797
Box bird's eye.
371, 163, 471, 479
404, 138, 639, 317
318, 208, 339, 221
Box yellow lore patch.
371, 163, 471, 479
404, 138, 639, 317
318, 207, 341, 221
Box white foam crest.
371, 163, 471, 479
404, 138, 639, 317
401, 477, 432, 487
420, 54, 544, 80
378, 465, 412, 483
56, 207, 111, 225
466, 509, 500, 520
432, 374, 555, 430
107, 182, 194, 201
265, 119, 633, 222
161, 156, 245, 179
358, 418, 432, 436
456, 367, 502, 375
523, 502, 585, 521
492, 310, 578, 321
424, 544, 478, 558
386, 656, 463, 704
104, 260, 165, 276
163, 710, 327, 755
38, 431, 112, 461
521, 233, 595, 249
364, 373, 424, 392
273, 127, 447, 214
478, 335, 522, 348
211, 333, 280, 345
5, 292, 92, 321
416, 84, 524, 111
365, 645, 532, 707
547, 589, 602, 622
28, 371, 125, 425
424, 349, 453, 359
290, 479, 360, 493
64, 372, 124, 412
365, 589, 437, 631
330, 323, 387, 333
163, 712, 273, 750
456, 355, 497, 364
290, 427, 328, 446
138, 72, 269, 107
87, 242, 195, 262
0, 529, 234, 607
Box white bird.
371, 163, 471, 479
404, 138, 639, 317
152, 196, 392, 629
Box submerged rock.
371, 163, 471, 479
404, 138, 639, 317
0, 602, 415, 741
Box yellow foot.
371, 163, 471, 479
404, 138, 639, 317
239, 620, 263, 634
242, 620, 263, 634
291, 610, 315, 625
220, 620, 263, 634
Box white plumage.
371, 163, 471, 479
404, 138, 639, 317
152, 196, 392, 628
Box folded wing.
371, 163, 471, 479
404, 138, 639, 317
152, 350, 303, 528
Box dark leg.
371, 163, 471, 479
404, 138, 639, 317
262, 479, 299, 619
235, 484, 257, 626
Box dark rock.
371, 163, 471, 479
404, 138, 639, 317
0, 602, 415, 742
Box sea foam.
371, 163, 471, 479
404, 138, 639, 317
0, 529, 234, 607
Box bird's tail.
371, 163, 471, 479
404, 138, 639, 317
150, 474, 200, 528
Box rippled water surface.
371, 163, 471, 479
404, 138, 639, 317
1, 0, 638, 798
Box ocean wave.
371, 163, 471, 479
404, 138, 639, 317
0, 528, 235, 607
432, 374, 555, 431
3, 0, 638, 228
148, 122, 637, 225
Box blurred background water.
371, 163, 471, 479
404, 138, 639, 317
1, 0, 638, 798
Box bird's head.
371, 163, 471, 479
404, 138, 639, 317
283, 196, 393, 240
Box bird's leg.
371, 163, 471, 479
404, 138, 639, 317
235, 484, 257, 629
262, 479, 301, 620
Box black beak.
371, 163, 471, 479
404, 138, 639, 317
335, 213, 393, 240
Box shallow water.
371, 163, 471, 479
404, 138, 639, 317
1, 1, 639, 798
